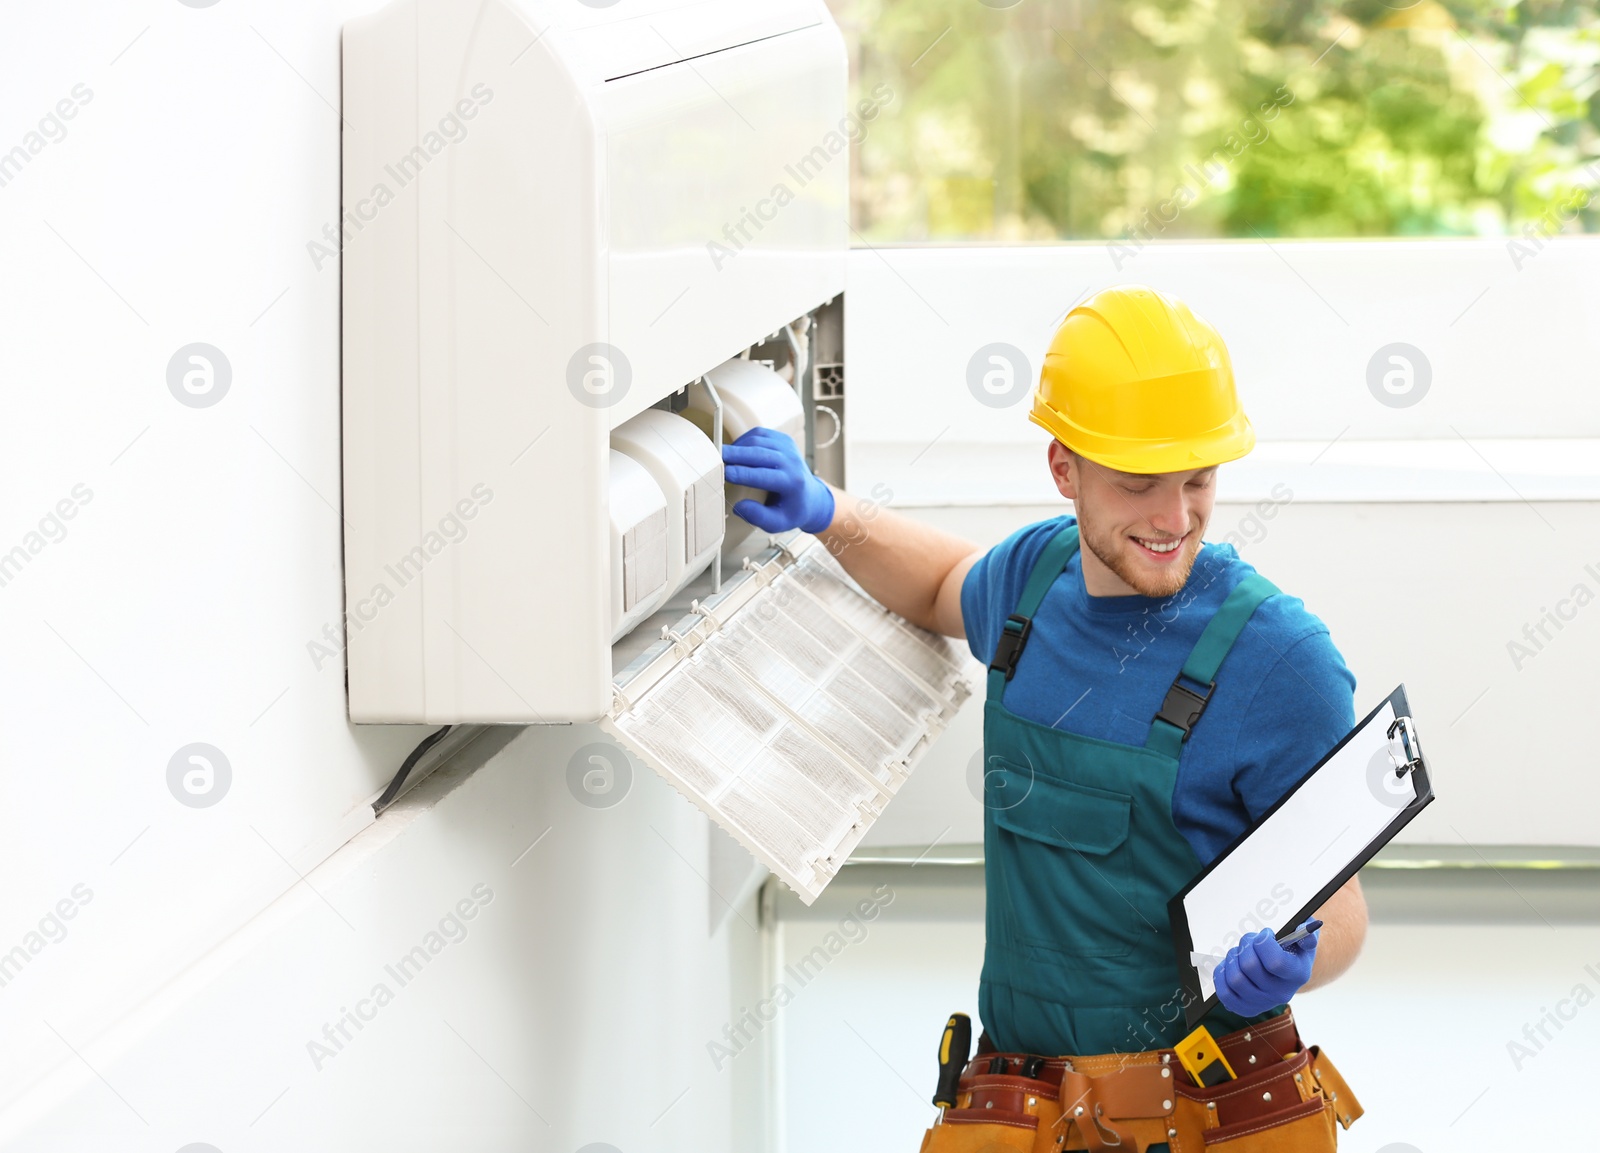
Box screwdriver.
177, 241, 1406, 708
932, 1012, 972, 1118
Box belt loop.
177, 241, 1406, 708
1058, 1070, 1136, 1152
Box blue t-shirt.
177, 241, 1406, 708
961, 515, 1356, 865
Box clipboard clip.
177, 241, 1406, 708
1385, 715, 1424, 776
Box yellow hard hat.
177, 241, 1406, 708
1030, 285, 1254, 474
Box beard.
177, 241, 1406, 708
1077, 512, 1201, 599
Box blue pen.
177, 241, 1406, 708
1189, 918, 1326, 969
1278, 918, 1323, 947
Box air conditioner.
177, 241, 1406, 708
341, 0, 967, 902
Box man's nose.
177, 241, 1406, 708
1141, 487, 1190, 537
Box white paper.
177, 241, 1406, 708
1182, 698, 1421, 1000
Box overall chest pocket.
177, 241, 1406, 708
988, 762, 1138, 959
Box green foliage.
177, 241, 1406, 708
831, 0, 1600, 240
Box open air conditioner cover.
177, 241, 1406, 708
603, 536, 972, 905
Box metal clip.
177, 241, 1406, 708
660, 623, 694, 659
609, 682, 632, 717
1386, 714, 1423, 776
768, 533, 807, 565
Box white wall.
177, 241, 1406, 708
842, 238, 1600, 447
1, 726, 768, 1151
2, 0, 419, 1097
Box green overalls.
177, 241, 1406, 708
978, 522, 1283, 1068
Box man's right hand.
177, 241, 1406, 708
722, 426, 976, 639
721, 427, 836, 534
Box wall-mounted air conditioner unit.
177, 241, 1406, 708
342, 0, 967, 902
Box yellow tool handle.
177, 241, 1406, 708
933, 1012, 971, 1109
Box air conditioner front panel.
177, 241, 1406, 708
599, 22, 848, 429
604, 534, 972, 904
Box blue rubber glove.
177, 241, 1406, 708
721, 426, 835, 534
1212, 924, 1319, 1018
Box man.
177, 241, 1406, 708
722, 285, 1366, 1149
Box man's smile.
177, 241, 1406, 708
1131, 530, 1188, 561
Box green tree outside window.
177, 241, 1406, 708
827, 0, 1600, 244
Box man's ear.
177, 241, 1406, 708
1048, 439, 1077, 500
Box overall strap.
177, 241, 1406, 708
1145, 572, 1281, 759
985, 523, 1081, 703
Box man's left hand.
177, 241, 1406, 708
1212, 924, 1319, 1017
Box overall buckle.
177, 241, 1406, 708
1155, 676, 1215, 738
989, 614, 1033, 681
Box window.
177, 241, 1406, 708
826, 0, 1600, 243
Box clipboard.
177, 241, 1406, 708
1168, 684, 1434, 1028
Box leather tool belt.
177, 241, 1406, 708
917, 1009, 1361, 1153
